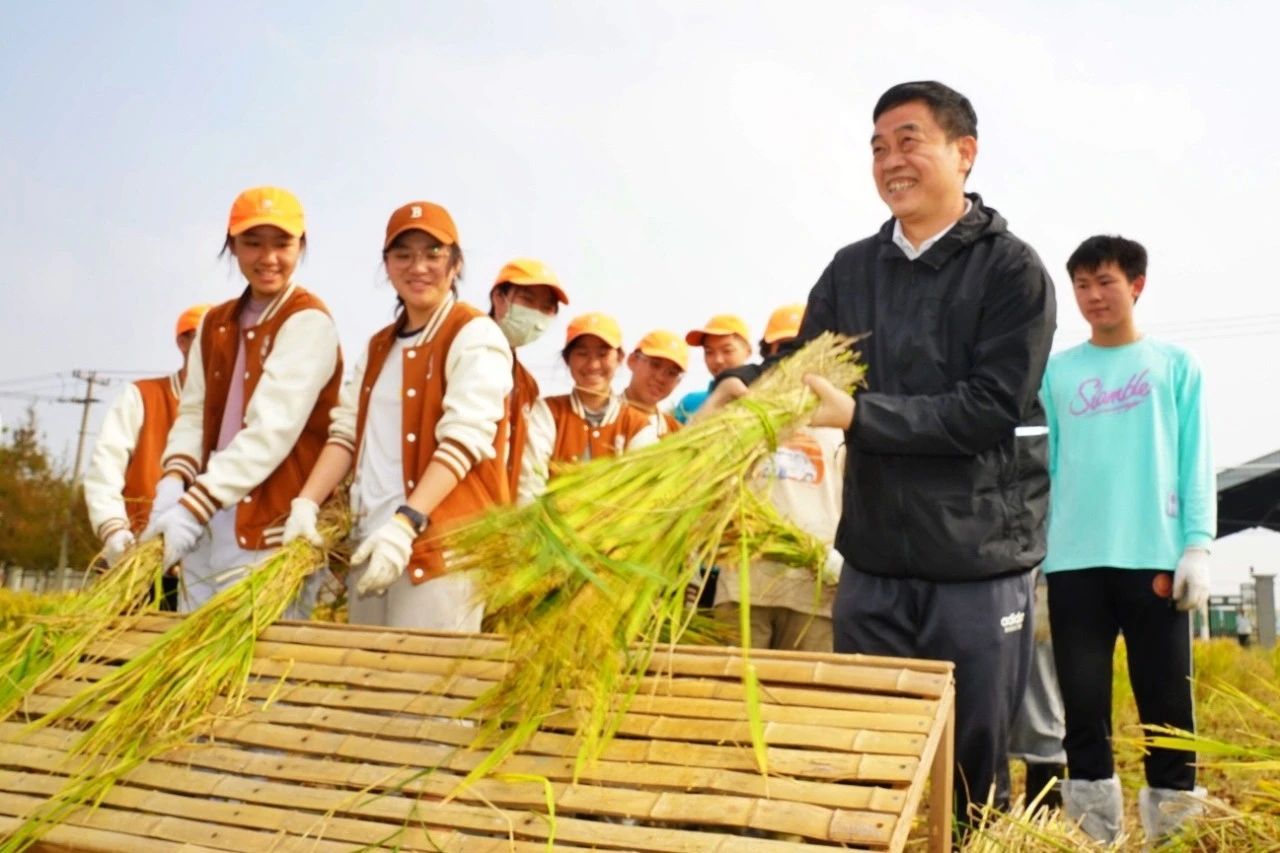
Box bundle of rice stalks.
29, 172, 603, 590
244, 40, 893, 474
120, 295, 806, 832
716, 487, 828, 573
4, 502, 350, 853
445, 332, 864, 786
0, 539, 163, 723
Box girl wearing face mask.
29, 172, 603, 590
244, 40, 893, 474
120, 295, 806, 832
518, 312, 657, 505
142, 186, 343, 614
488, 258, 569, 498
283, 201, 513, 630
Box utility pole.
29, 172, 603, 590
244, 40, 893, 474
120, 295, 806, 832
54, 370, 106, 589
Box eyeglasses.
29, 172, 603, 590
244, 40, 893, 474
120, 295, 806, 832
636, 353, 685, 380
386, 245, 450, 265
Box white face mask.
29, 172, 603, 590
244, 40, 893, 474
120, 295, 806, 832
498, 301, 553, 348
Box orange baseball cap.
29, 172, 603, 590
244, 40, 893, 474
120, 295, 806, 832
174, 304, 212, 338
762, 304, 805, 344
685, 314, 750, 346
227, 186, 305, 237
493, 258, 569, 305
565, 312, 623, 349
384, 201, 458, 249
634, 330, 689, 371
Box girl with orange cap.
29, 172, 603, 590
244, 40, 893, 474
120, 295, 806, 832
84, 305, 211, 591
488, 258, 568, 498
283, 201, 512, 630
518, 313, 656, 505
142, 187, 343, 615
622, 330, 688, 436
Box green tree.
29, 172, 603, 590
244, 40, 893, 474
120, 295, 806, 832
0, 408, 96, 572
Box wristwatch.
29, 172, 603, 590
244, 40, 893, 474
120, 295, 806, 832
394, 504, 428, 535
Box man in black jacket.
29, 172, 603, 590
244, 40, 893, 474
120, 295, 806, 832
716, 81, 1057, 824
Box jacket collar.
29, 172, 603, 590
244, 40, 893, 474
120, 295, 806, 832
877, 193, 1007, 269
399, 293, 457, 349
570, 391, 623, 426
231, 281, 297, 326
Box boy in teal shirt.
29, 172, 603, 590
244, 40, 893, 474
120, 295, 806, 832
1042, 235, 1214, 844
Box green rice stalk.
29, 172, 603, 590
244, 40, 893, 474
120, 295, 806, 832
444, 333, 865, 789
3, 501, 350, 853
0, 539, 164, 723
1131, 677, 1280, 848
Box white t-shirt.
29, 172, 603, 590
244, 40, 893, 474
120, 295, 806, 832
353, 336, 409, 540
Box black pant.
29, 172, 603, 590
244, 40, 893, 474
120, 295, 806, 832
834, 566, 1035, 824
1046, 568, 1195, 790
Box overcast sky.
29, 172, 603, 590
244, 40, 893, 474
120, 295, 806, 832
3, 1, 1277, 480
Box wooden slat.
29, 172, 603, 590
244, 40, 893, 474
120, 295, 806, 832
5, 615, 956, 851
0, 724, 903, 838
9, 813, 225, 853
888, 681, 956, 852
85, 630, 948, 708
47, 651, 942, 737
37, 666, 941, 765
0, 764, 842, 852
1, 718, 906, 818
108, 615, 952, 698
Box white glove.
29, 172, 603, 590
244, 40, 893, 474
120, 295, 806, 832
282, 497, 322, 546
102, 529, 136, 567
150, 503, 206, 569
821, 547, 844, 585
351, 514, 416, 597
1172, 547, 1210, 612
142, 476, 186, 540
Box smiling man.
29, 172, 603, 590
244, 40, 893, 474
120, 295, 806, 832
724, 81, 1058, 828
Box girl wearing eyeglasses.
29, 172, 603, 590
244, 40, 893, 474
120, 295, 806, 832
284, 201, 513, 629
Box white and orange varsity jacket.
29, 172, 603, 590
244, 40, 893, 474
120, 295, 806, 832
161, 283, 343, 550
517, 392, 658, 506
84, 373, 183, 541
327, 294, 513, 583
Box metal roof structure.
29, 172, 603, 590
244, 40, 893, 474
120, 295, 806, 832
1218, 450, 1280, 536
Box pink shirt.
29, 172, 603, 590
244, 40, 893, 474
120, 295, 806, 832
215, 298, 268, 452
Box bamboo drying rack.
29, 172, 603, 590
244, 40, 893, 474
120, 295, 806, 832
0, 614, 955, 851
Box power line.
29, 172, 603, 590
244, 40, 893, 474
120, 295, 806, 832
0, 372, 67, 388
94, 369, 166, 377
0, 390, 72, 403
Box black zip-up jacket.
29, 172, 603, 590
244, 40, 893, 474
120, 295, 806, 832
726, 194, 1056, 582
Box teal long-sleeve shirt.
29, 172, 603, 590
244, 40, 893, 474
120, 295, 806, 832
1041, 337, 1215, 573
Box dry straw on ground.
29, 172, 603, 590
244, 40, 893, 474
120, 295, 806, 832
929, 640, 1280, 852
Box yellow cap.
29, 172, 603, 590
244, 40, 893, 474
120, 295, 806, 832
565, 312, 623, 349
762, 304, 805, 343
174, 304, 212, 338
634, 329, 689, 371
685, 314, 750, 346
493, 258, 569, 305
227, 186, 305, 237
